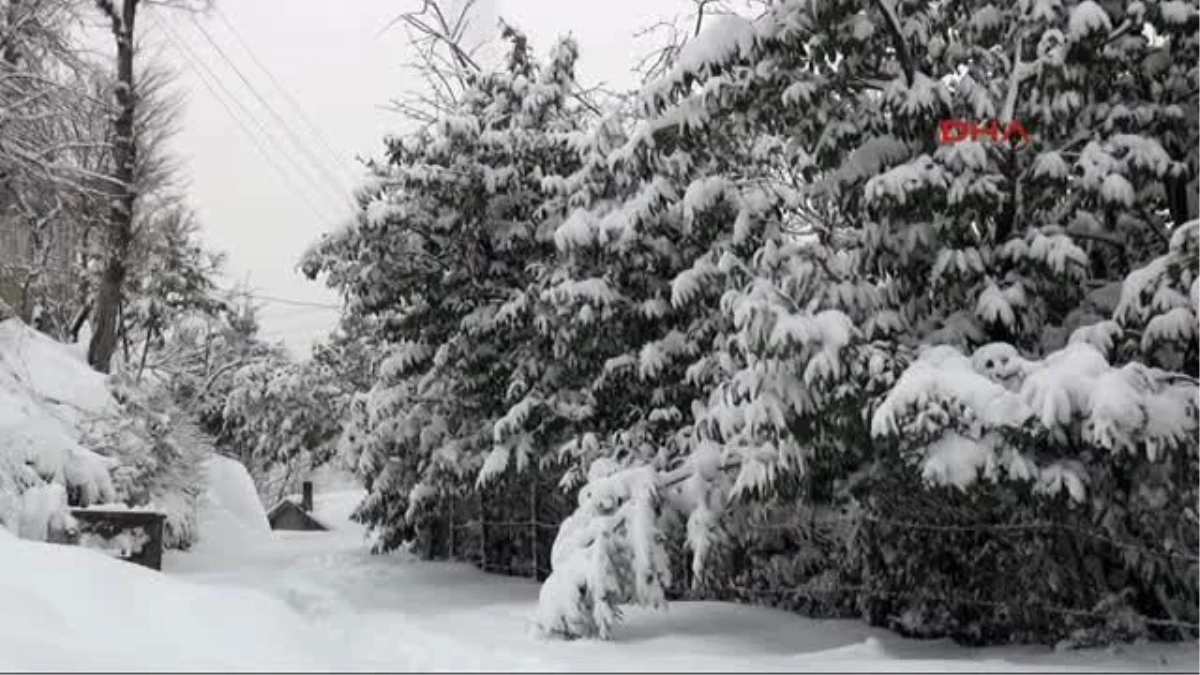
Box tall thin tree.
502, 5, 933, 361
88, 0, 208, 372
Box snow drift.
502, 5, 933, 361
191, 454, 271, 551
0, 535, 340, 671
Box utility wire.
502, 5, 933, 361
258, 319, 341, 339
260, 311, 341, 326
175, 15, 349, 212
150, 13, 344, 225
188, 14, 356, 203
255, 296, 342, 311
215, 285, 342, 310
261, 305, 343, 319
258, 314, 341, 337
211, 5, 350, 177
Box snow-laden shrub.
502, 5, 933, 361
866, 336, 1197, 644
1111, 221, 1199, 372
537, 322, 1197, 644
82, 375, 208, 549
12, 483, 78, 542
872, 341, 1196, 493
534, 459, 672, 639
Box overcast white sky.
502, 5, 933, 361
142, 0, 687, 356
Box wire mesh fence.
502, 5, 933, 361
698, 491, 1200, 644
410, 465, 572, 581
370, 457, 1200, 646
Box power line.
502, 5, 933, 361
150, 13, 344, 226
174, 15, 349, 212
188, 13, 355, 204
252, 310, 344, 339
258, 319, 341, 340
255, 295, 342, 310
261, 305, 344, 319
211, 5, 350, 176
151, 13, 343, 222
216, 286, 343, 310
260, 311, 342, 327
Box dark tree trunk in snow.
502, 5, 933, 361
88, 0, 139, 373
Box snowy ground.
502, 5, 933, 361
155, 489, 1197, 673
1, 478, 1196, 671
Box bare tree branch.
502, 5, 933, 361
873, 0, 914, 86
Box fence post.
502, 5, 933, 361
530, 462, 540, 579
478, 487, 488, 572
448, 490, 457, 559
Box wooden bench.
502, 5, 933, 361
68, 509, 167, 571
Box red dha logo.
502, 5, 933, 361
940, 119, 1032, 146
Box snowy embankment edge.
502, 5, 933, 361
0, 535, 346, 671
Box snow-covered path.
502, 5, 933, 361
165, 490, 557, 670
158, 490, 1199, 673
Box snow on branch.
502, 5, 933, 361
534, 461, 672, 640
872, 338, 1198, 496
641, 13, 759, 107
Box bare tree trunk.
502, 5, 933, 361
135, 323, 153, 382
88, 0, 139, 373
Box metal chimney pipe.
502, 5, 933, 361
301, 481, 313, 512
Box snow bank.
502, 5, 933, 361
0, 536, 342, 671
191, 455, 271, 551
0, 319, 116, 534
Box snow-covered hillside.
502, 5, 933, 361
0, 317, 274, 553
0, 319, 117, 536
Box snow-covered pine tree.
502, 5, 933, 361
302, 26, 594, 556
537, 0, 1198, 644
527, 5, 879, 630
169, 301, 281, 436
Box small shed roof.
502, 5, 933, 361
266, 500, 328, 531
